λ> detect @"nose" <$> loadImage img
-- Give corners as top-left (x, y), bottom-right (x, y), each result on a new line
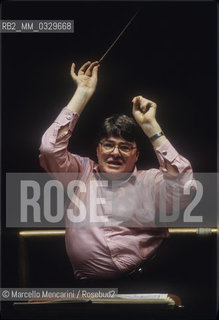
top-left (112, 146), bottom-right (120, 155)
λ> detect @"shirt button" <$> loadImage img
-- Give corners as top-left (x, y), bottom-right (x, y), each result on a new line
top-left (66, 115), bottom-right (72, 120)
top-left (106, 238), bottom-right (110, 242)
top-left (113, 256), bottom-right (117, 261)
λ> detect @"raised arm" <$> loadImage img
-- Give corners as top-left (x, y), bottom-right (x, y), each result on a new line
top-left (57, 61), bottom-right (99, 138)
top-left (132, 95), bottom-right (196, 215)
top-left (39, 61), bottom-right (99, 174)
top-left (132, 95), bottom-right (178, 175)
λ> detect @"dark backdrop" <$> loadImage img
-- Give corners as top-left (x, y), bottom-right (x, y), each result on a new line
top-left (2, 0), bottom-right (217, 173)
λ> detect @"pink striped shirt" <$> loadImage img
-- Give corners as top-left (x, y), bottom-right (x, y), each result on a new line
top-left (39, 107), bottom-right (195, 279)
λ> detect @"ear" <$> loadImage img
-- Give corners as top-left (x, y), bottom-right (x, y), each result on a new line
top-left (135, 150), bottom-right (140, 162)
top-left (96, 144), bottom-right (101, 157)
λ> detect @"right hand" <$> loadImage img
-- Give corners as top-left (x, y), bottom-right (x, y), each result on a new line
top-left (71, 61), bottom-right (100, 95)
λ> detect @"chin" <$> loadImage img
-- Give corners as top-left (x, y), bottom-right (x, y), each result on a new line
top-left (105, 164), bottom-right (125, 173)
top-left (100, 165), bottom-right (131, 180)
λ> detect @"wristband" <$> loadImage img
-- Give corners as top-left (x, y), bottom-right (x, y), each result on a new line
top-left (149, 131), bottom-right (164, 142)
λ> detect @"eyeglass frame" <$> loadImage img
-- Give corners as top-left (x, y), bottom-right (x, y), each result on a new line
top-left (99, 139), bottom-right (137, 154)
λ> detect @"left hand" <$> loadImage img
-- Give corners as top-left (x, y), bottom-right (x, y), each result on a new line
top-left (132, 96), bottom-right (157, 126)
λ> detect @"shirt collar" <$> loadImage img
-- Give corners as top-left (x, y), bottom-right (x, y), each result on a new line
top-left (93, 164), bottom-right (137, 186)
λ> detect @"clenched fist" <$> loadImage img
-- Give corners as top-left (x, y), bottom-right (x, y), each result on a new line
top-left (132, 95), bottom-right (165, 144)
top-left (132, 96), bottom-right (157, 126)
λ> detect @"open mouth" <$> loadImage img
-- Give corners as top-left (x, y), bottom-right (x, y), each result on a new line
top-left (107, 160), bottom-right (123, 166)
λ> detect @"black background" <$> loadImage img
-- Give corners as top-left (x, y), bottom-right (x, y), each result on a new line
top-left (2, 0), bottom-right (217, 173)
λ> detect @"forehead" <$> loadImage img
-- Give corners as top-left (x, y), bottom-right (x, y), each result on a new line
top-left (102, 136), bottom-right (136, 144)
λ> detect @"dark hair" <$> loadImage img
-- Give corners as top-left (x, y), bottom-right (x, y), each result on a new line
top-left (98, 114), bottom-right (140, 148)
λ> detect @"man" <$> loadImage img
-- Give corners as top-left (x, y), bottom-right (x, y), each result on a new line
top-left (39, 61), bottom-right (195, 280)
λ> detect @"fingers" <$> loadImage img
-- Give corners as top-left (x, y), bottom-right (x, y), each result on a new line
top-left (85, 61), bottom-right (99, 76)
top-left (132, 96), bottom-right (142, 112)
top-left (132, 96), bottom-right (143, 120)
top-left (132, 96), bottom-right (157, 113)
top-left (91, 64), bottom-right (100, 83)
top-left (77, 61), bottom-right (100, 77)
top-left (70, 62), bottom-right (77, 81)
top-left (78, 61), bottom-right (92, 75)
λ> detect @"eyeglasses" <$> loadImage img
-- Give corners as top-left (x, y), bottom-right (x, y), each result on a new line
top-left (100, 140), bottom-right (137, 154)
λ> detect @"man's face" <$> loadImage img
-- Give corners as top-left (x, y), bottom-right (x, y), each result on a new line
top-left (96, 136), bottom-right (139, 176)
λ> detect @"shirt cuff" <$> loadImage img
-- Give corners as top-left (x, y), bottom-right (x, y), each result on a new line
top-left (54, 107), bottom-right (80, 132)
top-left (154, 139), bottom-right (179, 170)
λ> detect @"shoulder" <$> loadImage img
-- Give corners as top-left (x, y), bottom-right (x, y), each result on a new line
top-left (69, 153), bottom-right (97, 172)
